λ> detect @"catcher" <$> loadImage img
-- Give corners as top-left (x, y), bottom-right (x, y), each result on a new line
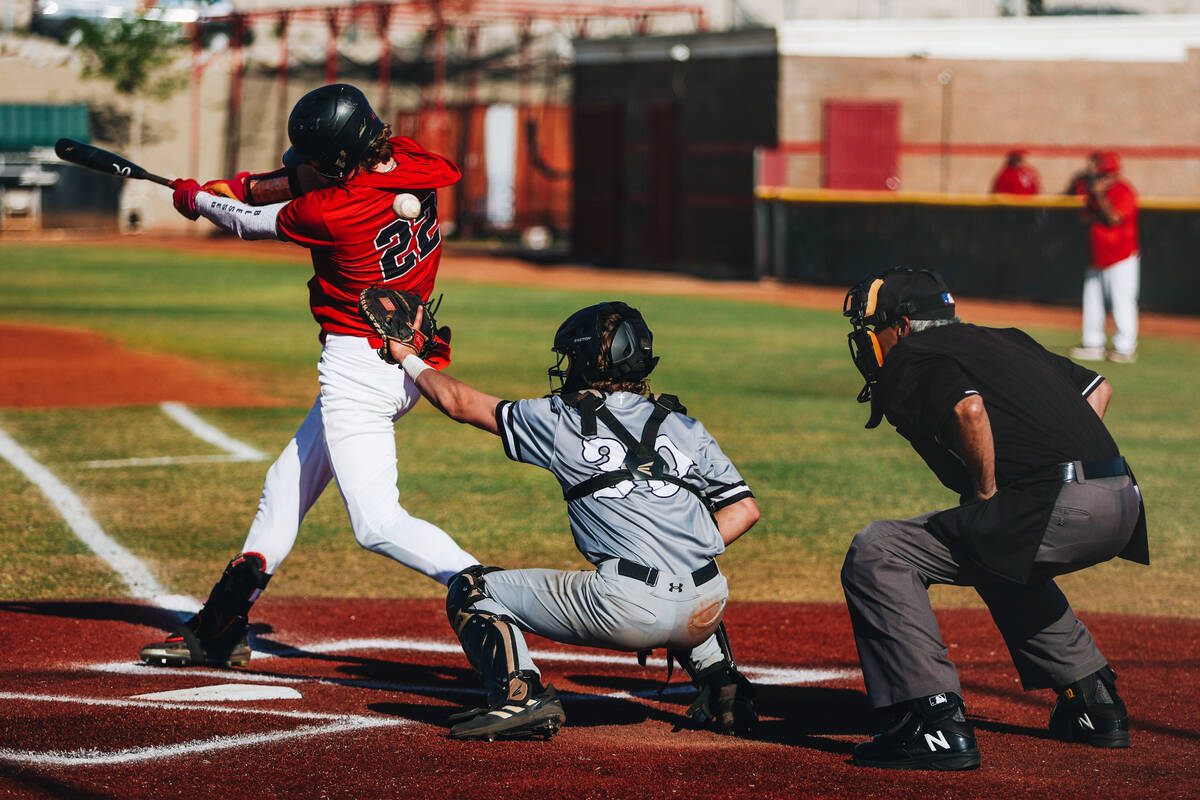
top-left (359, 291), bottom-right (761, 741)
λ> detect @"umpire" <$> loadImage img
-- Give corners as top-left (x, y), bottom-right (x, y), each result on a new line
top-left (840, 268), bottom-right (1148, 771)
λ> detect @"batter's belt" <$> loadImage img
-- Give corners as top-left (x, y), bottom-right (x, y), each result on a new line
top-left (615, 558), bottom-right (719, 588)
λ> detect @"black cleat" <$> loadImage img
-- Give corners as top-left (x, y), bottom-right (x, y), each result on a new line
top-left (140, 618), bottom-right (251, 668)
top-left (448, 684), bottom-right (566, 742)
top-left (853, 692), bottom-right (981, 771)
top-left (1049, 665), bottom-right (1131, 748)
top-left (686, 661), bottom-right (757, 737)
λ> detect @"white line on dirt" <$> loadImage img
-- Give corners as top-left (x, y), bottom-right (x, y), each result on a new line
top-left (0, 427), bottom-right (196, 613)
top-left (159, 402), bottom-right (267, 461)
top-left (0, 692), bottom-right (407, 767)
top-left (87, 636), bottom-right (857, 688)
top-left (0, 692), bottom-right (347, 719)
top-left (0, 723), bottom-right (390, 767)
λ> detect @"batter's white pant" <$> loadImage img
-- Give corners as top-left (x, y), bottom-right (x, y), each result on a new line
top-left (241, 334), bottom-right (477, 584)
top-left (1082, 252), bottom-right (1140, 356)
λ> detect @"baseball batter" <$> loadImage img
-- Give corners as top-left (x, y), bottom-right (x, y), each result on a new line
top-left (140, 84), bottom-right (477, 668)
top-left (367, 299), bottom-right (761, 740)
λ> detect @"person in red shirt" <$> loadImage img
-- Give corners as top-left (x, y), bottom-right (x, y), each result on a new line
top-left (1069, 151), bottom-right (1140, 363)
top-left (990, 149), bottom-right (1040, 195)
top-left (140, 84), bottom-right (478, 669)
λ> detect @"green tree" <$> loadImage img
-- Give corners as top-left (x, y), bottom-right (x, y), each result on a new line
top-left (74, 17), bottom-right (186, 99)
top-left (72, 17), bottom-right (187, 230)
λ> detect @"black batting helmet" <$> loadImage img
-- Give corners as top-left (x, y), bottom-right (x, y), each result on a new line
top-left (548, 302), bottom-right (659, 394)
top-left (283, 84), bottom-right (385, 181)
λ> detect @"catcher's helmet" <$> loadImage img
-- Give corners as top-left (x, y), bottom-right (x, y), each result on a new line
top-left (283, 84), bottom-right (385, 181)
top-left (549, 302), bottom-right (658, 394)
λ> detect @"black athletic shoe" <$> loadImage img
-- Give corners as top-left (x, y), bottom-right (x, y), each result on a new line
top-left (686, 661), bottom-right (757, 737)
top-left (140, 616), bottom-right (251, 668)
top-left (448, 684), bottom-right (566, 741)
top-left (853, 692), bottom-right (981, 771)
top-left (1049, 665), bottom-right (1131, 748)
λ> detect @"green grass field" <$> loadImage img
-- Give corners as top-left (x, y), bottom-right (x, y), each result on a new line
top-left (1, 242), bottom-right (1197, 615)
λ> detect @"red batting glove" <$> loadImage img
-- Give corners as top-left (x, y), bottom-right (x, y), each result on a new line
top-left (170, 178), bottom-right (202, 221)
top-left (426, 327), bottom-right (453, 370)
top-left (201, 171), bottom-right (250, 203)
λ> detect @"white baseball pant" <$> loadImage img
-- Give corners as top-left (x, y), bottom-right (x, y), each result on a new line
top-left (1081, 252), bottom-right (1140, 356)
top-left (241, 333), bottom-right (477, 584)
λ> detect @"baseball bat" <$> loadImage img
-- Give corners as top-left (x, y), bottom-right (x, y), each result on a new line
top-left (54, 138), bottom-right (174, 187)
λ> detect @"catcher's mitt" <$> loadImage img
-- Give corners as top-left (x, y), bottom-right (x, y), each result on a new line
top-left (358, 287), bottom-right (442, 364)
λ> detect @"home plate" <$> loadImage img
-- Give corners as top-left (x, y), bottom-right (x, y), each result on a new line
top-left (131, 684), bottom-right (303, 702)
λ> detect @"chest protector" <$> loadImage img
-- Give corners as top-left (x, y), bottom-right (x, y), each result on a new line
top-left (562, 393), bottom-right (712, 510)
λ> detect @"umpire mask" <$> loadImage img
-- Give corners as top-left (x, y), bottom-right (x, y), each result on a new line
top-left (548, 302), bottom-right (658, 395)
top-left (843, 268), bottom-right (955, 427)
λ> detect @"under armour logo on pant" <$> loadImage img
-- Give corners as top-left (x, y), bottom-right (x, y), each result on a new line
top-left (668, 582), bottom-right (683, 592)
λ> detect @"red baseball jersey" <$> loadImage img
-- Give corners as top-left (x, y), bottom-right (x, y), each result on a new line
top-left (1087, 180), bottom-right (1138, 268)
top-left (277, 137), bottom-right (461, 340)
top-left (990, 164), bottom-right (1040, 195)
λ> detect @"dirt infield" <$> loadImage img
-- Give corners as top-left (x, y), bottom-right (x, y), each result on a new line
top-left (0, 598), bottom-right (1197, 799)
top-left (0, 321), bottom-right (282, 409)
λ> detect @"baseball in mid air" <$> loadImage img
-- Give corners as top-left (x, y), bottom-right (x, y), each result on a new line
top-left (393, 193), bottom-right (422, 219)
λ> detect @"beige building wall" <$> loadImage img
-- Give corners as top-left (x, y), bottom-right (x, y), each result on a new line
top-left (779, 50), bottom-right (1200, 196)
top-left (777, 15), bottom-right (1200, 198)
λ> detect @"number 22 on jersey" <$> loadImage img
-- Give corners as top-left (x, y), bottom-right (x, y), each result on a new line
top-left (373, 193), bottom-right (441, 280)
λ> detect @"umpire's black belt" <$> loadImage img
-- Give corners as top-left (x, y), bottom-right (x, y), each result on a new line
top-left (616, 558), bottom-right (719, 588)
top-left (1059, 456), bottom-right (1127, 483)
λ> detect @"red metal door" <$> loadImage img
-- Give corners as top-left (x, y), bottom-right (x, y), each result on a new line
top-left (822, 100), bottom-right (900, 190)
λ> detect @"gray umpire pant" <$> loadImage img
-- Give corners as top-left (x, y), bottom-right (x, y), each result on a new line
top-left (473, 558), bottom-right (730, 677)
top-left (841, 474), bottom-right (1140, 709)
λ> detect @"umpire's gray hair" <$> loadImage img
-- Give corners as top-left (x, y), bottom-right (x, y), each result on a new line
top-left (909, 317), bottom-right (961, 333)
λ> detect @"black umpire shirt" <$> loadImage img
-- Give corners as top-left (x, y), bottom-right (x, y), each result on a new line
top-left (874, 323), bottom-right (1145, 583)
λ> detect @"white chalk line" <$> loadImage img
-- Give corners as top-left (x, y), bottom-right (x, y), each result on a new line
top-left (0, 692), bottom-right (406, 767)
top-left (0, 426), bottom-right (195, 612)
top-left (83, 402), bottom-right (268, 468)
top-left (84, 453), bottom-right (260, 469)
top-left (87, 635), bottom-right (857, 690)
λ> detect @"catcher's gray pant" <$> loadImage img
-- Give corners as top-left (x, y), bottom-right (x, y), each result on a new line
top-left (841, 474), bottom-right (1140, 709)
top-left (472, 558), bottom-right (731, 676)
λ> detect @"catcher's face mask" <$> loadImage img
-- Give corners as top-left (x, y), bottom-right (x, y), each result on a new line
top-left (548, 302), bottom-right (658, 395)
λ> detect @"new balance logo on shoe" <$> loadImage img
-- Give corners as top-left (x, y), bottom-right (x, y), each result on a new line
top-left (1078, 713), bottom-right (1095, 731)
top-left (925, 730), bottom-right (951, 751)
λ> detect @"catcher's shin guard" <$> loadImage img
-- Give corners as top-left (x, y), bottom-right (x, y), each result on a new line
top-left (669, 622), bottom-right (757, 737)
top-left (140, 552), bottom-right (271, 668)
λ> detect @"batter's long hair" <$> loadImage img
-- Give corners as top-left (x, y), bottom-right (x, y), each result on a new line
top-left (589, 312), bottom-right (651, 396)
top-left (360, 124), bottom-right (395, 172)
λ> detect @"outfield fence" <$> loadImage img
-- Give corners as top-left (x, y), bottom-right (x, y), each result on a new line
top-left (754, 187), bottom-right (1200, 315)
